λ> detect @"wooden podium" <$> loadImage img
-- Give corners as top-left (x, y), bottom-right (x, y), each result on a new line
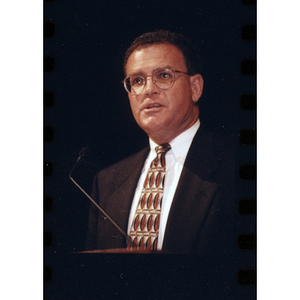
top-left (77, 248), bottom-right (171, 254)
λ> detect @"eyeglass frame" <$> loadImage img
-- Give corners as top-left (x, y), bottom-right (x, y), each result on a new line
top-left (122, 68), bottom-right (190, 95)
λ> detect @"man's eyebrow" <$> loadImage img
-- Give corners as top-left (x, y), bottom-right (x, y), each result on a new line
top-left (127, 70), bottom-right (144, 77)
top-left (127, 66), bottom-right (174, 77)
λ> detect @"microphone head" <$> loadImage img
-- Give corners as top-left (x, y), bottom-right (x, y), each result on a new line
top-left (79, 146), bottom-right (91, 158)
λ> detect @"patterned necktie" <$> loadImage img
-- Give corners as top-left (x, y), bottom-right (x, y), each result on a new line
top-left (128, 143), bottom-right (171, 250)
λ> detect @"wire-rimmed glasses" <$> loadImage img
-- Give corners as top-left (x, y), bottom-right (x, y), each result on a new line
top-left (122, 68), bottom-right (189, 95)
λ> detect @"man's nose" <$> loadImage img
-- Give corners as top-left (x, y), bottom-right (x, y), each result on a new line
top-left (144, 76), bottom-right (159, 95)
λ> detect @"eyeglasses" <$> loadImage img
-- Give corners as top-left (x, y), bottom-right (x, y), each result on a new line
top-left (122, 68), bottom-right (189, 95)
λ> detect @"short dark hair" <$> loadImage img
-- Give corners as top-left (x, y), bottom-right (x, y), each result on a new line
top-left (123, 30), bottom-right (202, 76)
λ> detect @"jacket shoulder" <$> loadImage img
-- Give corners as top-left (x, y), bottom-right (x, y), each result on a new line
top-left (186, 128), bottom-right (236, 183)
top-left (94, 147), bottom-right (149, 186)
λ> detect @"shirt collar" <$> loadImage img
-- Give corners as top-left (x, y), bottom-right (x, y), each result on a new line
top-left (149, 119), bottom-right (200, 161)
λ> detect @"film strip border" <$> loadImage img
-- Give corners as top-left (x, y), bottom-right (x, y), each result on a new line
top-left (237, 0), bottom-right (256, 289)
top-left (44, 0), bottom-right (55, 288)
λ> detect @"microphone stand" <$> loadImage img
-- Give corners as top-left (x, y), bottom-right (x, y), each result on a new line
top-left (69, 152), bottom-right (134, 248)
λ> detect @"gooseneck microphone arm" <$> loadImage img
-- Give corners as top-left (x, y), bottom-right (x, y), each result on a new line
top-left (69, 147), bottom-right (134, 247)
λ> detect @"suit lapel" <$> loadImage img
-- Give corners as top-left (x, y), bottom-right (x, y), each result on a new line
top-left (104, 147), bottom-right (149, 236)
top-left (163, 128), bottom-right (220, 253)
top-left (163, 167), bottom-right (218, 252)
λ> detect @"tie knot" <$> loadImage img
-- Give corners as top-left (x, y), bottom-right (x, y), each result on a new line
top-left (155, 143), bottom-right (171, 154)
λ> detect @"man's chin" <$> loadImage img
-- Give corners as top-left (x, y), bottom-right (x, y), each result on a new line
top-left (139, 118), bottom-right (164, 134)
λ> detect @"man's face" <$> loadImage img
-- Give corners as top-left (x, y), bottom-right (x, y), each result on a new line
top-left (125, 43), bottom-right (203, 144)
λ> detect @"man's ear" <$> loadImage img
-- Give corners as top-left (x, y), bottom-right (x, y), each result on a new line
top-left (190, 74), bottom-right (204, 103)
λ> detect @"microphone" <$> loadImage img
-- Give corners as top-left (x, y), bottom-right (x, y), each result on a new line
top-left (69, 147), bottom-right (133, 247)
top-left (70, 146), bottom-right (91, 171)
top-left (78, 146), bottom-right (91, 158)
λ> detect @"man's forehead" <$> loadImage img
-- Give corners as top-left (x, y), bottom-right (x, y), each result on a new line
top-left (129, 43), bottom-right (184, 61)
top-left (126, 43), bottom-right (186, 74)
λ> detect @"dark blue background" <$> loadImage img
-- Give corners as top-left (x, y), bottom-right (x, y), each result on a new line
top-left (44, 1), bottom-right (256, 299)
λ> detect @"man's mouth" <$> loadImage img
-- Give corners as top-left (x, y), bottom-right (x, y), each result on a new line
top-left (146, 104), bottom-right (161, 109)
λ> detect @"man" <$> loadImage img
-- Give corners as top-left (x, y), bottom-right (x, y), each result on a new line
top-left (85, 30), bottom-right (236, 254)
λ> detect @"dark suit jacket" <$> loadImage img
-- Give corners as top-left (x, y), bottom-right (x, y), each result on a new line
top-left (85, 127), bottom-right (237, 254)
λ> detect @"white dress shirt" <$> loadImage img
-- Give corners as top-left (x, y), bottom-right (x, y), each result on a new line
top-left (127, 119), bottom-right (200, 250)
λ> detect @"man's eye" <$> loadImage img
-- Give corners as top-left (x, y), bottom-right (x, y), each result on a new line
top-left (132, 77), bottom-right (144, 85)
top-left (160, 73), bottom-right (170, 79)
top-left (157, 71), bottom-right (173, 80)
